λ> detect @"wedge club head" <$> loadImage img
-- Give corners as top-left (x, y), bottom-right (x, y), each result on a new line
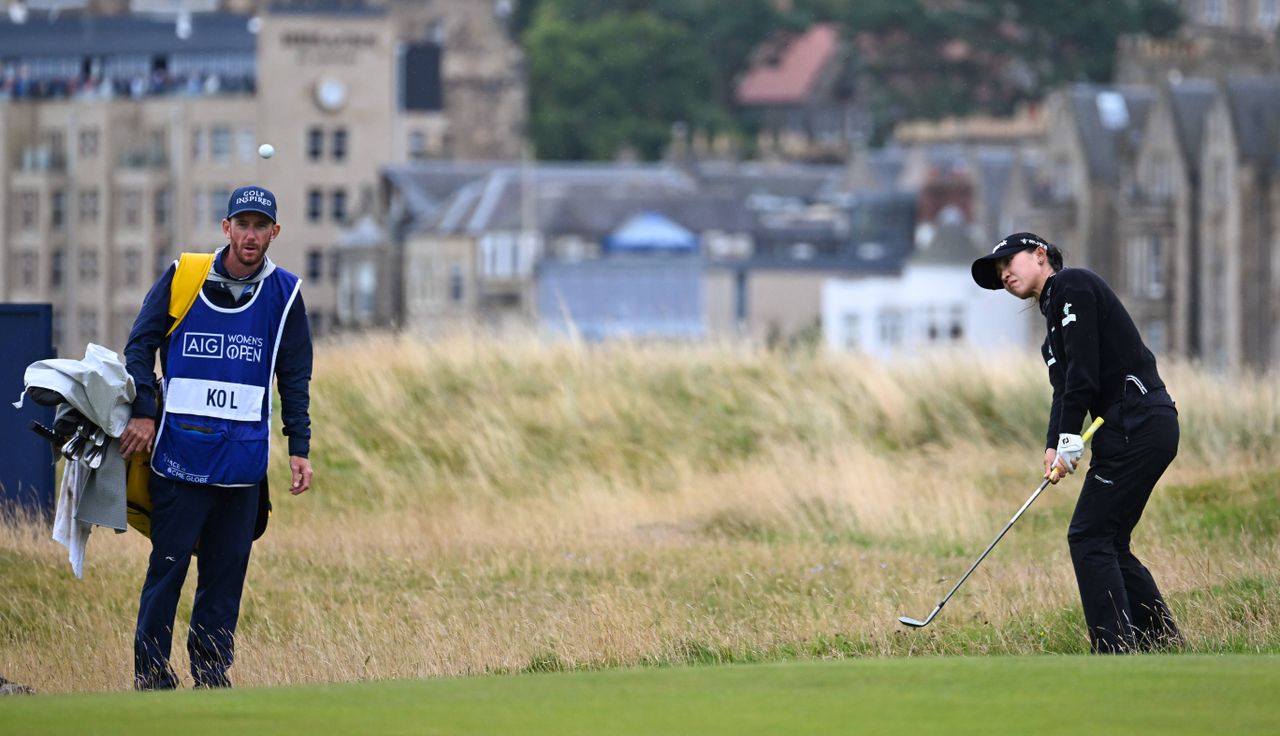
top-left (898, 605), bottom-right (941, 629)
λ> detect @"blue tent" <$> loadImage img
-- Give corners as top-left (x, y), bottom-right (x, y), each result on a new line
top-left (604, 211), bottom-right (698, 252)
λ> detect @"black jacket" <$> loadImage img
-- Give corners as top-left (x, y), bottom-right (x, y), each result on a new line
top-left (1038, 268), bottom-right (1165, 450)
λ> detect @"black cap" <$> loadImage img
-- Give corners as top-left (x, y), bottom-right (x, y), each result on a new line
top-left (970, 231), bottom-right (1049, 290)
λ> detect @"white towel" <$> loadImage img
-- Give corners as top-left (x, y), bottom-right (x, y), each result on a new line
top-left (51, 460), bottom-right (92, 579)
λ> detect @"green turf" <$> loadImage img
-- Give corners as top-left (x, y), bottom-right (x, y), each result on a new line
top-left (2, 655), bottom-right (1277, 735)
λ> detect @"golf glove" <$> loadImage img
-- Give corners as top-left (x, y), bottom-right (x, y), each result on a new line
top-left (1054, 433), bottom-right (1085, 473)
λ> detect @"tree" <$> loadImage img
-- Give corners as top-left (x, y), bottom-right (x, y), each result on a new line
top-left (520, 0), bottom-right (1184, 158)
top-left (525, 8), bottom-right (725, 160)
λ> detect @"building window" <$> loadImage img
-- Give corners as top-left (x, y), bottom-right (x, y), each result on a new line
top-left (51, 249), bottom-right (64, 290)
top-left (78, 128), bottom-right (99, 158)
top-left (210, 126), bottom-right (232, 163)
top-left (44, 129), bottom-right (65, 164)
top-left (51, 189), bottom-right (66, 230)
top-left (329, 247), bottom-right (341, 283)
top-left (307, 188), bottom-right (323, 222)
top-left (878, 308), bottom-right (904, 347)
top-left (122, 190), bottom-right (143, 228)
top-left (238, 127), bottom-right (255, 161)
top-left (154, 189), bottom-right (171, 227)
top-left (409, 131), bottom-right (426, 159)
top-left (1051, 156), bottom-right (1072, 201)
top-left (307, 126), bottom-right (324, 161)
top-left (16, 252), bottom-right (37, 289)
top-left (148, 128), bottom-right (167, 160)
top-left (1146, 154), bottom-right (1171, 201)
top-left (1204, 0), bottom-right (1225, 24)
top-left (15, 191), bottom-right (38, 229)
top-left (1145, 236), bottom-right (1165, 299)
top-left (193, 188), bottom-right (207, 227)
top-left (449, 264), bottom-right (464, 303)
top-left (1128, 235), bottom-right (1166, 300)
top-left (211, 189), bottom-right (230, 224)
top-left (79, 249), bottom-right (99, 282)
top-left (307, 248), bottom-right (324, 280)
top-left (1262, 0), bottom-right (1279, 28)
top-left (191, 127), bottom-right (204, 161)
top-left (155, 248), bottom-right (173, 279)
top-left (78, 308), bottom-right (98, 342)
top-left (842, 313), bottom-right (860, 350)
top-left (78, 188), bottom-right (100, 224)
top-left (1146, 319), bottom-right (1167, 355)
top-left (123, 250), bottom-right (142, 288)
top-left (332, 128), bottom-right (348, 161)
top-left (331, 188), bottom-right (347, 223)
top-left (51, 312), bottom-right (63, 348)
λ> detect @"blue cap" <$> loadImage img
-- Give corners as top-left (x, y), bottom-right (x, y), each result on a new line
top-left (226, 185), bottom-right (277, 222)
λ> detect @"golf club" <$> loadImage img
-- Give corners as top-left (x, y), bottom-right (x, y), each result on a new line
top-left (898, 416), bottom-right (1106, 629)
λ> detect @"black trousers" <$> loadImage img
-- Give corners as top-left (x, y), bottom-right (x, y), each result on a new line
top-left (1068, 395), bottom-right (1181, 653)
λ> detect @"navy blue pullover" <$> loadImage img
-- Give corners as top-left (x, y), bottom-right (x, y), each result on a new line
top-left (124, 247), bottom-right (312, 457)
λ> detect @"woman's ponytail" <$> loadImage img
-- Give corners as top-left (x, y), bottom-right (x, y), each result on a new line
top-left (1045, 244), bottom-right (1064, 272)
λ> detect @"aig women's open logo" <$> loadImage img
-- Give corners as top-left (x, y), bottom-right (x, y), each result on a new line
top-left (182, 332), bottom-right (265, 362)
top-left (183, 332), bottom-right (225, 359)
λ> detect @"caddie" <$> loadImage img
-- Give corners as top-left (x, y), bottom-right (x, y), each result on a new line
top-left (120, 185), bottom-right (313, 689)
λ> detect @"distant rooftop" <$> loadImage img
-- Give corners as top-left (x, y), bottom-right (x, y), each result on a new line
top-left (0, 13), bottom-right (255, 58)
top-left (1068, 83), bottom-right (1156, 181)
top-left (893, 106), bottom-right (1047, 145)
top-left (736, 23), bottom-right (839, 107)
top-left (1223, 75), bottom-right (1280, 166)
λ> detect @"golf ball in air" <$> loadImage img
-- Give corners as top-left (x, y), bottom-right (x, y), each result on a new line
top-left (258, 143), bottom-right (275, 159)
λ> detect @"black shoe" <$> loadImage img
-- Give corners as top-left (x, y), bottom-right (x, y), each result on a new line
top-left (134, 667), bottom-right (180, 691)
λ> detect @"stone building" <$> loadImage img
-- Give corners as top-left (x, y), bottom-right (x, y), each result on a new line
top-left (1118, 79), bottom-right (1216, 357)
top-left (1198, 76), bottom-right (1280, 371)
top-left (1, 2), bottom-right (524, 355)
top-left (1117, 0), bottom-right (1280, 85)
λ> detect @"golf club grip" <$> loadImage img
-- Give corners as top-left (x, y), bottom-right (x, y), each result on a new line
top-left (1049, 417), bottom-right (1105, 482)
top-left (1082, 416), bottom-right (1106, 442)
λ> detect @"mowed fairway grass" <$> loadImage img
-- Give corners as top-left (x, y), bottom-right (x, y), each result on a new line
top-left (2, 656), bottom-right (1277, 735)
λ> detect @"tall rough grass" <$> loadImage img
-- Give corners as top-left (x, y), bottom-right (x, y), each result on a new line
top-left (2, 335), bottom-right (1278, 693)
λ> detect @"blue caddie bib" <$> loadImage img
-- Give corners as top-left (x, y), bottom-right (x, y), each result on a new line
top-left (152, 260), bottom-right (301, 486)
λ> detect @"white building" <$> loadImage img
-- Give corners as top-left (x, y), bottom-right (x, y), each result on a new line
top-left (822, 223), bottom-right (1031, 359)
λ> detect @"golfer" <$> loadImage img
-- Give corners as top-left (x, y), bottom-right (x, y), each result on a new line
top-left (971, 232), bottom-right (1182, 653)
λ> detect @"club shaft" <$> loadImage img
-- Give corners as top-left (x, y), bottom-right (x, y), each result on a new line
top-left (928, 477), bottom-right (1053, 614)
top-left (902, 417), bottom-right (1104, 628)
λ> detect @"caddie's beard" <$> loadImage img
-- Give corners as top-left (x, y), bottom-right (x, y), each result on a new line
top-left (231, 238), bottom-right (270, 267)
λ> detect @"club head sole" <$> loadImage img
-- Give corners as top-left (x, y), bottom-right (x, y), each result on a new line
top-left (898, 616), bottom-right (928, 628)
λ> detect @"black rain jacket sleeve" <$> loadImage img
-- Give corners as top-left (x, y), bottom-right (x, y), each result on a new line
top-left (1042, 337), bottom-right (1064, 451)
top-left (1054, 278), bottom-right (1102, 437)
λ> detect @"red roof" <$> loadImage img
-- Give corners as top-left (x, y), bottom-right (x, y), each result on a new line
top-left (736, 23), bottom-right (839, 107)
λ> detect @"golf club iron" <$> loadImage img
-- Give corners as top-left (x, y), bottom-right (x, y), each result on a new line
top-left (898, 416), bottom-right (1105, 629)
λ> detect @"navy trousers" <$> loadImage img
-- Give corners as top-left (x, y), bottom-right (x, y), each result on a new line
top-left (134, 472), bottom-right (258, 689)
top-left (1068, 394), bottom-right (1182, 653)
